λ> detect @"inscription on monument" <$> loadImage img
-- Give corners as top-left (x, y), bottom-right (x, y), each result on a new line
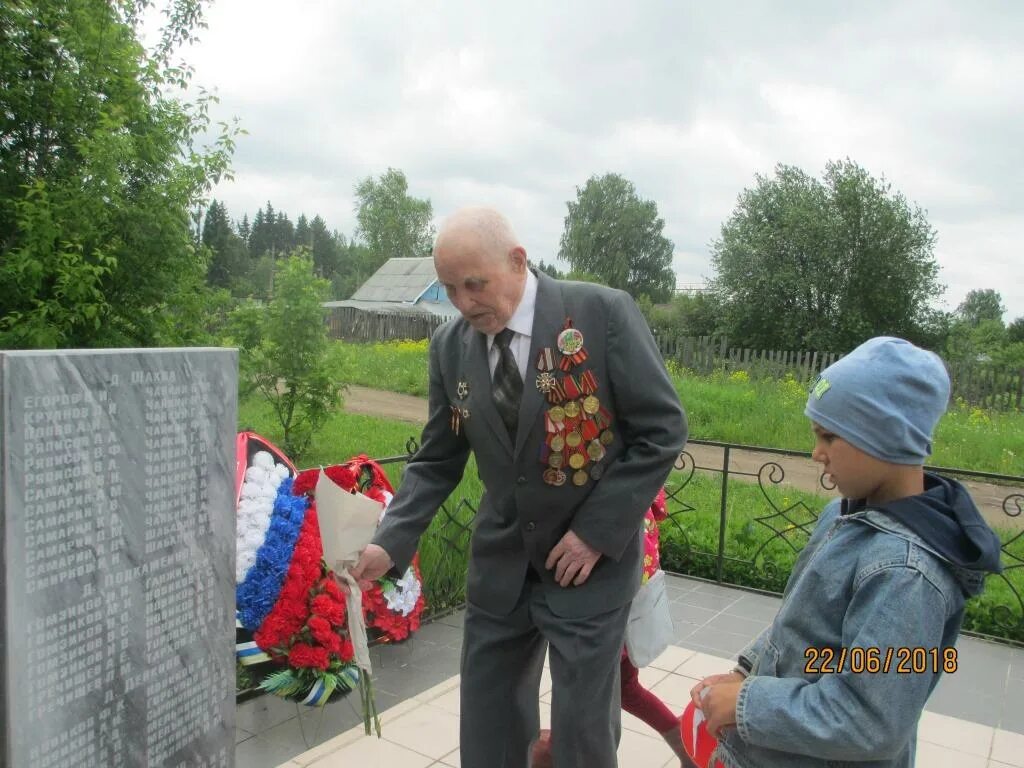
top-left (1, 349), bottom-right (237, 767)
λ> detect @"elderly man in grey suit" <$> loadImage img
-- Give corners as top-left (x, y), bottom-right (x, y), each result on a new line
top-left (353, 207), bottom-right (687, 767)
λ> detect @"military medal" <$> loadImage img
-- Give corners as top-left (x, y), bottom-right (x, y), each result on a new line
top-left (563, 400), bottom-right (580, 419)
top-left (549, 405), bottom-right (565, 424)
top-left (546, 379), bottom-right (566, 404)
top-left (599, 429), bottom-right (614, 446)
top-left (568, 452), bottom-right (586, 470)
top-left (536, 371), bottom-right (556, 394)
top-left (557, 327), bottom-right (584, 356)
top-left (550, 433), bottom-right (565, 452)
top-left (590, 464), bottom-right (604, 480)
top-left (579, 370), bottom-right (598, 394)
top-left (565, 429), bottom-right (582, 448)
top-left (536, 348), bottom-right (555, 371)
top-left (544, 468), bottom-right (567, 486)
top-left (583, 395), bottom-right (600, 415)
top-left (572, 470), bottom-right (589, 486)
top-left (457, 380), bottom-right (469, 399)
top-left (450, 405), bottom-right (462, 435)
top-left (587, 439), bottom-right (605, 462)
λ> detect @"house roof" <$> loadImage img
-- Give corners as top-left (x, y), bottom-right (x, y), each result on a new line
top-left (350, 257), bottom-right (439, 303)
top-left (322, 299), bottom-right (457, 318)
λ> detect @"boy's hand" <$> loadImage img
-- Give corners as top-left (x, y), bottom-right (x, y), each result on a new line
top-left (701, 681), bottom-right (742, 738)
top-left (690, 671), bottom-right (745, 708)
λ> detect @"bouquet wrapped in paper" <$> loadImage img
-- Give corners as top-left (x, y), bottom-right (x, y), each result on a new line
top-left (233, 433), bottom-right (425, 732)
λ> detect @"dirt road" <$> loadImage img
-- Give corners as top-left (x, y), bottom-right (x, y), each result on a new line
top-left (344, 386), bottom-right (1024, 531)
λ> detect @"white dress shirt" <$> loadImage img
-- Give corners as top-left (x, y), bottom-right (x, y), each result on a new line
top-left (487, 268), bottom-right (537, 382)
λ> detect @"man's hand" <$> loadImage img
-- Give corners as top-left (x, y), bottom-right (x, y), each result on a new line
top-left (350, 544), bottom-right (394, 583)
top-left (544, 530), bottom-right (601, 587)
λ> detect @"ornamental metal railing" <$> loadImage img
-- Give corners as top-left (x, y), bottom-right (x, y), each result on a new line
top-left (382, 438), bottom-right (1024, 646)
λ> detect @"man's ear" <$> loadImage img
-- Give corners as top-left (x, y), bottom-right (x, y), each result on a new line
top-left (509, 246), bottom-right (528, 273)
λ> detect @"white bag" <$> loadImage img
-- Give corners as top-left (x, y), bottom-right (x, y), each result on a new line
top-left (624, 569), bottom-right (674, 668)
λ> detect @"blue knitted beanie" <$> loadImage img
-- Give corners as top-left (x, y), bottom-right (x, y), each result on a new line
top-left (805, 337), bottom-right (950, 464)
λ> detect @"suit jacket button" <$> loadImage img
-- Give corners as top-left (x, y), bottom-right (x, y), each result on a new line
top-left (526, 521), bottom-right (536, 532)
top-left (517, 476), bottom-right (527, 485)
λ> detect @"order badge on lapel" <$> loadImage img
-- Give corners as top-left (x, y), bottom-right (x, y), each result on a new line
top-left (450, 379), bottom-right (471, 436)
top-left (557, 327), bottom-right (584, 356)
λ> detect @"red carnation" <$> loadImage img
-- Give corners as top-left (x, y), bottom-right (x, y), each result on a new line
top-left (308, 616), bottom-right (335, 647)
top-left (339, 635), bottom-right (355, 662)
top-left (289, 643), bottom-right (330, 670)
top-left (324, 464), bottom-right (358, 490)
top-left (311, 594), bottom-right (345, 625)
top-left (291, 469), bottom-right (320, 496)
top-left (321, 577), bottom-right (347, 602)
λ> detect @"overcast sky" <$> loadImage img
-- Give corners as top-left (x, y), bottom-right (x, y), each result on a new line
top-left (170, 0), bottom-right (1023, 318)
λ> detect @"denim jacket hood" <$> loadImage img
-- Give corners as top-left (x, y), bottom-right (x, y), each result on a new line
top-left (713, 473), bottom-right (1002, 768)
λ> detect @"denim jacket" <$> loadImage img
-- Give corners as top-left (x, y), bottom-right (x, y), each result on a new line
top-left (713, 474), bottom-right (1000, 768)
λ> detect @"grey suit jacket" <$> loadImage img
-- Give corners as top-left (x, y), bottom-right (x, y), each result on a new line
top-left (373, 271), bottom-right (687, 618)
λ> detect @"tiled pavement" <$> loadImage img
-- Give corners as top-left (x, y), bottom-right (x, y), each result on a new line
top-left (234, 575), bottom-right (1024, 767)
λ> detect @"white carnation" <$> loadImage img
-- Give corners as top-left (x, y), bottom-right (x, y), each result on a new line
top-left (252, 451), bottom-right (275, 470)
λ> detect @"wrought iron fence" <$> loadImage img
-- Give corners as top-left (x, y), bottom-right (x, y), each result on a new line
top-left (381, 438), bottom-right (1024, 645)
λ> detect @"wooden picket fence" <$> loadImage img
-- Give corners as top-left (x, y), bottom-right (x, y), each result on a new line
top-left (654, 334), bottom-right (842, 380)
top-left (655, 333), bottom-right (1023, 411)
top-left (325, 309), bottom-right (1022, 411)
top-left (326, 306), bottom-right (445, 343)
top-left (948, 362), bottom-right (1024, 411)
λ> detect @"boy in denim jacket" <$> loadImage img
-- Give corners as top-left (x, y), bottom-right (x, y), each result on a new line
top-left (687, 337), bottom-right (1002, 768)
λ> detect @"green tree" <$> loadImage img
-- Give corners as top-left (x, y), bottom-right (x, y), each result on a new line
top-left (1008, 317), bottom-right (1024, 344)
top-left (231, 252), bottom-right (341, 460)
top-left (535, 259), bottom-right (564, 279)
top-left (295, 214), bottom-right (311, 247)
top-left (331, 241), bottom-right (378, 299)
top-left (353, 168), bottom-right (434, 269)
top-left (956, 289), bottom-right (1006, 327)
top-left (248, 207), bottom-right (271, 258)
top-left (0, 0), bottom-right (239, 348)
top-left (558, 173), bottom-right (676, 302)
top-left (309, 215), bottom-right (342, 282)
top-left (640, 291), bottom-right (722, 342)
top-left (202, 200), bottom-right (249, 291)
top-left (564, 270), bottom-right (604, 285)
top-left (710, 160), bottom-right (942, 352)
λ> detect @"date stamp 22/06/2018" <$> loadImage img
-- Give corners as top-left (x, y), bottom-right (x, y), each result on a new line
top-left (803, 646), bottom-right (958, 675)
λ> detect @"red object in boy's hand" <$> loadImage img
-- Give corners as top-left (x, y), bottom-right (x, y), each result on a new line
top-left (680, 701), bottom-right (722, 768)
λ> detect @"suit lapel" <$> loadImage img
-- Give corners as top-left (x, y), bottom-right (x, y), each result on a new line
top-left (462, 323), bottom-right (514, 454)
top-left (515, 272), bottom-right (565, 459)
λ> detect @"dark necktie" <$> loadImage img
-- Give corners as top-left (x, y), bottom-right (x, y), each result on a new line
top-left (492, 328), bottom-right (522, 441)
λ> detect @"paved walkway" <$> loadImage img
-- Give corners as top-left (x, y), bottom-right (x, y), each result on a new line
top-left (235, 575), bottom-right (1024, 768)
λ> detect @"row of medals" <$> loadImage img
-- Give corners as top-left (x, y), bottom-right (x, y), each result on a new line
top-left (541, 391), bottom-right (613, 488)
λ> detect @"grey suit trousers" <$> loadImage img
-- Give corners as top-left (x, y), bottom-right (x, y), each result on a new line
top-left (459, 579), bottom-right (631, 768)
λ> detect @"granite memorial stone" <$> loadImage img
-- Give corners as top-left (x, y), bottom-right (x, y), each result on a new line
top-left (0, 348), bottom-right (237, 767)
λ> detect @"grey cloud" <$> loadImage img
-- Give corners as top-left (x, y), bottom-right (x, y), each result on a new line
top-left (197, 0), bottom-right (1024, 317)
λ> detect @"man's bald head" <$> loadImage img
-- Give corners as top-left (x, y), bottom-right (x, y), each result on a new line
top-left (433, 207), bottom-right (529, 335)
top-left (434, 207), bottom-right (523, 263)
